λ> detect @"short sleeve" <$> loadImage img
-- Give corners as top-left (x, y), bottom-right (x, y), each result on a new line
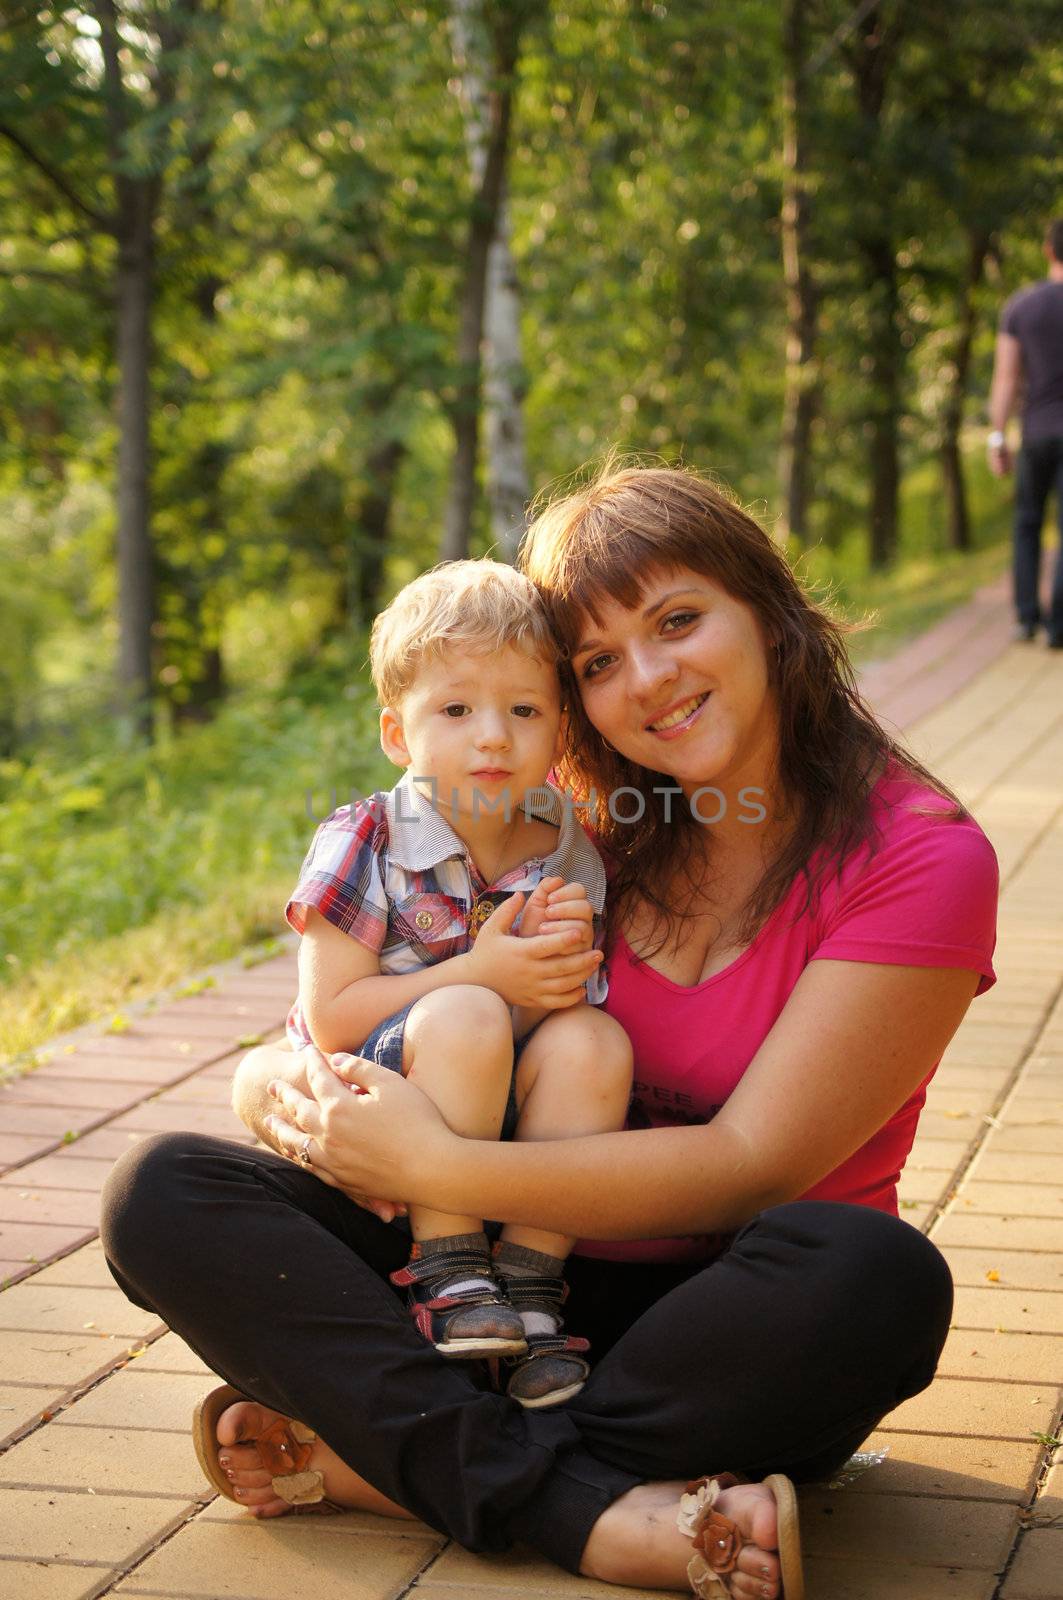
top-left (1000, 291), bottom-right (1021, 339)
top-left (285, 799), bottom-right (390, 954)
top-left (813, 813), bottom-right (999, 994)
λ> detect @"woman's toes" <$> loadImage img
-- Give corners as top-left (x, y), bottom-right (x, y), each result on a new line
top-left (216, 1399), bottom-right (279, 1449)
top-left (735, 1543), bottom-right (781, 1590)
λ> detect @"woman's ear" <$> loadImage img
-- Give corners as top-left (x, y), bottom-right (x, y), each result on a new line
top-left (379, 707), bottom-right (411, 767)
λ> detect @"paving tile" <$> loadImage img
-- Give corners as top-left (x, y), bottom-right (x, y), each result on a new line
top-left (0, 1420), bottom-right (210, 1497)
top-left (130, 1333), bottom-right (212, 1375)
top-left (915, 1112), bottom-right (987, 1142)
top-left (199, 1497), bottom-right (436, 1539)
top-left (0, 1259), bottom-right (33, 1287)
top-left (30, 1055), bottom-right (200, 1085)
top-left (985, 1125), bottom-right (1063, 1154)
top-left (60, 1369), bottom-right (219, 1432)
top-left (122, 1016), bottom-right (258, 1040)
top-left (56, 1129), bottom-right (153, 1162)
top-left (0, 1219), bottom-right (97, 1264)
top-left (68, 1038), bottom-right (222, 1064)
top-left (108, 1104), bottom-right (254, 1138)
top-left (1036, 1461), bottom-right (1063, 1519)
top-left (0, 1484), bottom-right (192, 1563)
top-left (0, 1132), bottom-right (60, 1168)
top-left (0, 1560), bottom-right (114, 1599)
top-left (972, 1152), bottom-right (1063, 1183)
top-left (940, 1247), bottom-right (1063, 1291)
top-left (0, 1329), bottom-right (129, 1387)
top-left (29, 1242), bottom-right (118, 1290)
top-left (0, 1284), bottom-right (162, 1338)
top-left (418, 1543), bottom-right (669, 1595)
top-left (952, 1182), bottom-right (1063, 1218)
top-left (844, 1429), bottom-right (1042, 1503)
top-left (925, 1086), bottom-right (1004, 1116)
top-left (796, 1487), bottom-right (1018, 1567)
top-left (0, 1078), bottom-right (144, 1111)
top-left (951, 1286), bottom-right (1063, 1334)
top-left (0, 1156), bottom-right (116, 1192)
top-left (801, 1559), bottom-right (997, 1598)
top-left (933, 1214), bottom-right (1063, 1250)
top-left (0, 1187), bottom-right (101, 1227)
top-left (999, 1530), bottom-right (1063, 1597)
top-left (0, 1105), bottom-right (107, 1138)
top-left (158, 1079), bottom-right (239, 1106)
top-left (406, 1588), bottom-right (672, 1600)
top-left (113, 1518), bottom-right (441, 1600)
top-left (882, 1377), bottom-right (1059, 1439)
top-left (904, 1138), bottom-right (972, 1167)
top-left (898, 1170), bottom-right (952, 1206)
top-left (937, 1328), bottom-right (1063, 1384)
top-left (0, 1382), bottom-right (66, 1443)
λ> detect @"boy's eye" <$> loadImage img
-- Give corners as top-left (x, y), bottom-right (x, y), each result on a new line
top-left (512, 704), bottom-right (539, 718)
top-left (442, 704), bottom-right (470, 718)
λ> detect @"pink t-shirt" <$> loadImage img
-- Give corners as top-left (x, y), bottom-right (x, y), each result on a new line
top-left (576, 769), bottom-right (998, 1264)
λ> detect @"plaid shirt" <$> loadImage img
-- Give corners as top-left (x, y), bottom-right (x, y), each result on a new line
top-left (285, 772), bottom-right (608, 1048)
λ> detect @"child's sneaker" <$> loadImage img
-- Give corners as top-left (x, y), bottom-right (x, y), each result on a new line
top-left (499, 1271), bottom-right (590, 1409)
top-left (390, 1239), bottom-right (527, 1360)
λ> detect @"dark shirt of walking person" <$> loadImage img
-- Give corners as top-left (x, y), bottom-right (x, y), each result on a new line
top-left (987, 219), bottom-right (1063, 648)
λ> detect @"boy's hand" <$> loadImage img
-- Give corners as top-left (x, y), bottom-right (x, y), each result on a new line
top-left (467, 891), bottom-right (602, 1008)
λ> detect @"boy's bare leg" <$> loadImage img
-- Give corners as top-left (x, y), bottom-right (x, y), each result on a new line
top-left (503, 1006), bottom-right (633, 1259)
top-left (400, 985), bottom-right (514, 1241)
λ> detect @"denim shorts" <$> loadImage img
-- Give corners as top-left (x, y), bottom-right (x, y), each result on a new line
top-left (360, 1000), bottom-right (522, 1235)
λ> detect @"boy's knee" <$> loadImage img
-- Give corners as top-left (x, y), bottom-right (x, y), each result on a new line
top-left (532, 1008), bottom-right (633, 1099)
top-left (406, 985), bottom-right (512, 1050)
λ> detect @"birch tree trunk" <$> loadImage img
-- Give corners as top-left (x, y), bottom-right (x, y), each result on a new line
top-left (440, 0), bottom-right (525, 562)
top-left (778, 0), bottom-right (818, 547)
top-left (848, 5), bottom-right (905, 570)
top-left (450, 0), bottom-right (530, 561)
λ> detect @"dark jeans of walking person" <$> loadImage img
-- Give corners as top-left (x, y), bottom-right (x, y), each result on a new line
top-left (101, 1131), bottom-right (954, 1575)
top-left (1014, 435), bottom-right (1063, 644)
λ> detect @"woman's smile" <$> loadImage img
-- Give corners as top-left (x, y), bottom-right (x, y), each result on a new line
top-left (645, 691), bottom-right (711, 737)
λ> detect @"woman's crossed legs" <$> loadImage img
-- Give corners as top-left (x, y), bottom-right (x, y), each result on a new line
top-left (101, 1134), bottom-right (952, 1592)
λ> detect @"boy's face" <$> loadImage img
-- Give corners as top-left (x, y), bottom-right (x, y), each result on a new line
top-left (380, 644), bottom-right (563, 824)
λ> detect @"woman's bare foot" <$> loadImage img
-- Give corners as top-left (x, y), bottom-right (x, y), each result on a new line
top-left (215, 1400), bottom-right (416, 1522)
top-left (581, 1479), bottom-right (783, 1598)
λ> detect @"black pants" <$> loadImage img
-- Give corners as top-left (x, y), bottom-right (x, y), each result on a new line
top-left (100, 1134), bottom-right (953, 1574)
top-left (1014, 435), bottom-right (1063, 640)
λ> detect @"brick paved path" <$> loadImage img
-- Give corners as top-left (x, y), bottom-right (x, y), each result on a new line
top-left (2, 577), bottom-right (1061, 1599)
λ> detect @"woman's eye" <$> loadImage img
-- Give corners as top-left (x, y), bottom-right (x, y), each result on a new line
top-left (582, 653), bottom-right (613, 679)
top-left (442, 704), bottom-right (469, 718)
top-left (662, 611), bottom-right (698, 632)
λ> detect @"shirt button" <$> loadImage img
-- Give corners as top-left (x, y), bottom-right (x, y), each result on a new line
top-left (415, 911), bottom-right (434, 930)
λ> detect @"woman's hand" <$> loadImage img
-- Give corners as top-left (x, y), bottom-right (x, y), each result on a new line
top-left (264, 1046), bottom-right (454, 1211)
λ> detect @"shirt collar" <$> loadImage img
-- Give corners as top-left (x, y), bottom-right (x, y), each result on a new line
top-left (384, 773), bottom-right (598, 904)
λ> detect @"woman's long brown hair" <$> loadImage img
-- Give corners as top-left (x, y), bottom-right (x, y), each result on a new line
top-left (520, 462), bottom-right (963, 953)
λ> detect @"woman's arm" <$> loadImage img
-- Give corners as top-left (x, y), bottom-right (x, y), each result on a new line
top-left (267, 959), bottom-right (980, 1238)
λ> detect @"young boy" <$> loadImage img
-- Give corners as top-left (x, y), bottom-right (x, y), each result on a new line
top-left (285, 560), bottom-right (633, 1409)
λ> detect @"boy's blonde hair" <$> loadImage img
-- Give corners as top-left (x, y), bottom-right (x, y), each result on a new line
top-left (370, 559), bottom-right (559, 706)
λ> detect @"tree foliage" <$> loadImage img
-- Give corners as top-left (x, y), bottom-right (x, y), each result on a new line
top-left (0, 0), bottom-right (1059, 745)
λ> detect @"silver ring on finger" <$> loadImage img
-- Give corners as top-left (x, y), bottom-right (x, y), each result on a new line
top-left (296, 1135), bottom-right (314, 1167)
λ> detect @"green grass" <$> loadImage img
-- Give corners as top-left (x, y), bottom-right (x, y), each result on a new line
top-left (2, 451), bottom-right (1016, 1070)
top-left (0, 675), bottom-right (390, 1067)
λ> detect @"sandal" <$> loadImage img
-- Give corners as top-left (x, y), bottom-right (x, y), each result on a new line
top-left (498, 1271), bottom-right (589, 1409)
top-left (390, 1244), bottom-right (527, 1359)
top-left (677, 1473), bottom-right (804, 1600)
top-left (192, 1383), bottom-right (336, 1510)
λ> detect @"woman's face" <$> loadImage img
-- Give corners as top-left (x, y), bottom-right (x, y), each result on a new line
top-left (570, 567), bottom-right (780, 801)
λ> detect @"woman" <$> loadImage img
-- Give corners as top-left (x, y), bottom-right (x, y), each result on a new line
top-left (101, 465), bottom-right (998, 1599)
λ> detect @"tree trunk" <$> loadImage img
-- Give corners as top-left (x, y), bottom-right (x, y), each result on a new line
top-left (440, 2), bottom-right (524, 562)
top-left (353, 435), bottom-right (406, 624)
top-left (940, 230), bottom-right (989, 553)
top-left (450, 0), bottom-right (530, 561)
top-left (848, 5), bottom-right (904, 570)
top-left (113, 190), bottom-right (156, 729)
top-left (778, 0), bottom-right (818, 547)
top-left (865, 239), bottom-right (901, 569)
